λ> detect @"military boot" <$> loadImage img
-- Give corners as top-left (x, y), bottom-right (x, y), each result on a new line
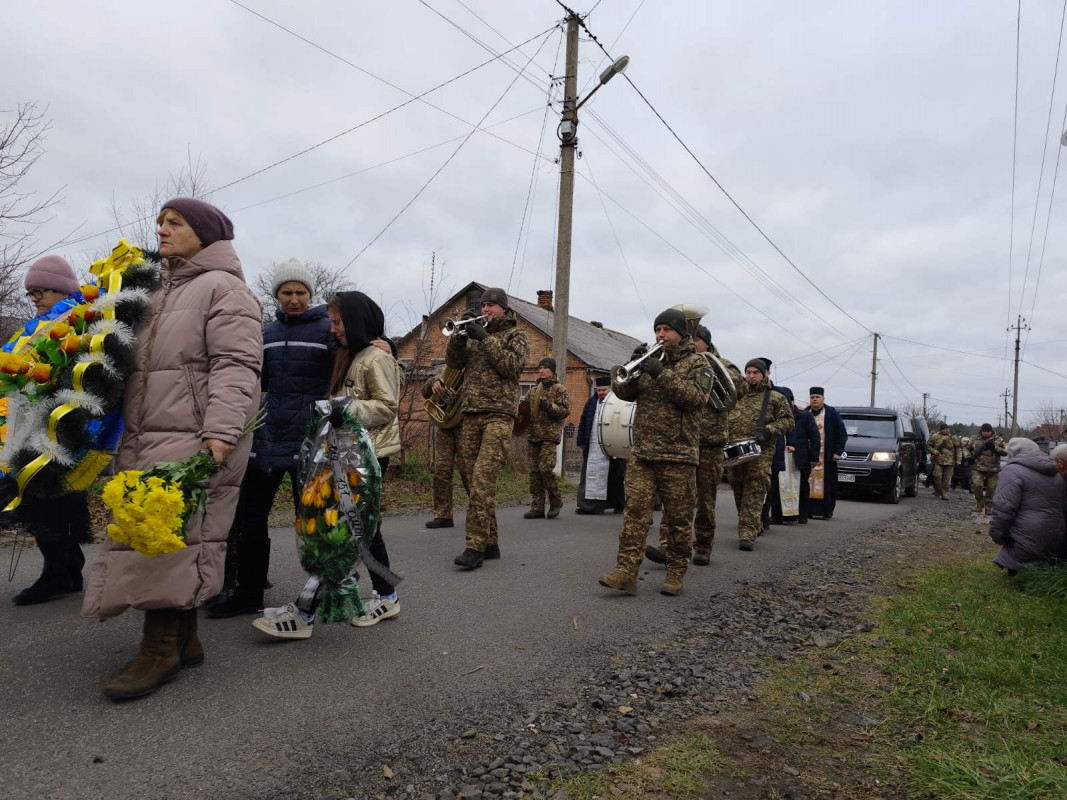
top-left (692, 548), bottom-right (712, 566)
top-left (177, 609), bottom-right (204, 668)
top-left (660, 569), bottom-right (685, 596)
top-left (524, 509), bottom-right (545, 519)
top-left (104, 609), bottom-right (182, 700)
top-left (547, 500), bottom-right (563, 519)
top-left (644, 545), bottom-right (666, 564)
top-left (598, 568), bottom-right (637, 595)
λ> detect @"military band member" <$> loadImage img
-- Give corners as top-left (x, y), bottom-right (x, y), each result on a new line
top-left (646, 325), bottom-right (743, 566)
top-left (421, 370), bottom-right (467, 528)
top-left (971, 423), bottom-right (1007, 515)
top-left (524, 357), bottom-right (570, 519)
top-left (447, 288), bottom-right (529, 569)
top-left (928, 422), bottom-right (960, 500)
top-left (598, 309), bottom-right (712, 597)
top-left (726, 359), bottom-right (795, 550)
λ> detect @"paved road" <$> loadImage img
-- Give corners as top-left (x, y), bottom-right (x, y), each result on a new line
top-left (0, 489), bottom-right (916, 799)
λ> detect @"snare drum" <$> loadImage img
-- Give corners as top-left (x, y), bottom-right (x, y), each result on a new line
top-left (722, 439), bottom-right (762, 467)
top-left (596, 392), bottom-right (636, 460)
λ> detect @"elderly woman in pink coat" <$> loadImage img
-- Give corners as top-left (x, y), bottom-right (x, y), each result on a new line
top-left (83, 198), bottom-right (262, 700)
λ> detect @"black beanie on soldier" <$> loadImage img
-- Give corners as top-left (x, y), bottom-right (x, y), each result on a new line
top-left (745, 358), bottom-right (768, 376)
top-left (480, 287), bottom-right (509, 309)
top-left (694, 325), bottom-right (712, 348)
top-left (653, 308), bottom-right (687, 338)
top-left (981, 422), bottom-right (994, 433)
top-left (538, 357), bottom-right (556, 375)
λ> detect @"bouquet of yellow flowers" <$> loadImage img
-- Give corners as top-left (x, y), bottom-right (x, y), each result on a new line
top-left (102, 412), bottom-right (264, 557)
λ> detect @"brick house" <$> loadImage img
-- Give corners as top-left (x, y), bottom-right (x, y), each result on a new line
top-left (395, 281), bottom-right (641, 475)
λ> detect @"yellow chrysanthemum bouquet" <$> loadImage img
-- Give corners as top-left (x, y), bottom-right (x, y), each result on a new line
top-left (102, 412), bottom-right (264, 557)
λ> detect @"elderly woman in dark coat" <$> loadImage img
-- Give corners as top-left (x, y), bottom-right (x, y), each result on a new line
top-left (988, 438), bottom-right (1067, 574)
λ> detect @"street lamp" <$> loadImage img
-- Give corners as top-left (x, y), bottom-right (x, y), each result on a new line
top-left (575, 55), bottom-right (630, 111)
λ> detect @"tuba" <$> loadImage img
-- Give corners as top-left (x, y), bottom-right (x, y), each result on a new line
top-left (424, 365), bottom-right (465, 429)
top-left (671, 303), bottom-right (738, 411)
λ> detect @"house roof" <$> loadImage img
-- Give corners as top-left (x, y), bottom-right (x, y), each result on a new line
top-left (399, 281), bottom-right (642, 372)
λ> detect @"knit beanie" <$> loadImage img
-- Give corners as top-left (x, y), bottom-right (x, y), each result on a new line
top-left (24, 255), bottom-right (78, 295)
top-left (694, 325), bottom-right (712, 348)
top-left (653, 308), bottom-right (687, 338)
top-left (480, 287), bottom-right (509, 309)
top-left (159, 198), bottom-right (234, 248)
top-left (271, 258), bottom-right (314, 297)
top-left (745, 358), bottom-right (768, 376)
top-left (538, 357), bottom-right (557, 375)
top-left (980, 422), bottom-right (994, 433)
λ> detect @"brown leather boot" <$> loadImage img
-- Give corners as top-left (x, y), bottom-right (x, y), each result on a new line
top-left (660, 569), bottom-right (685, 596)
top-left (178, 609), bottom-right (204, 668)
top-left (598, 568), bottom-right (637, 595)
top-left (104, 609), bottom-right (181, 700)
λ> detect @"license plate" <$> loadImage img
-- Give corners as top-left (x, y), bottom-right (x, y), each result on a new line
top-left (839, 474), bottom-right (856, 483)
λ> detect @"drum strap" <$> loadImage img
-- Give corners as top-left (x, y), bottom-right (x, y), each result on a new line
top-left (754, 389), bottom-right (772, 442)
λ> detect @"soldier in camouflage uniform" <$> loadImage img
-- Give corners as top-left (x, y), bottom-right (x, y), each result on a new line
top-left (524, 357), bottom-right (570, 519)
top-left (598, 309), bottom-right (712, 597)
top-left (646, 325), bottom-right (744, 566)
top-left (446, 288), bottom-right (529, 569)
top-left (726, 359), bottom-right (795, 550)
top-left (927, 422), bottom-right (960, 500)
top-left (420, 371), bottom-right (467, 528)
top-left (971, 422), bottom-right (1007, 514)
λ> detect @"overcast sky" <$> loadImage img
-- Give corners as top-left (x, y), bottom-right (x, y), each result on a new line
top-left (5, 0), bottom-right (1066, 425)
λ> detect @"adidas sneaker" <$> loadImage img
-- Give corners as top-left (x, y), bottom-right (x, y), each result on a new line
top-left (252, 603), bottom-right (313, 640)
top-left (351, 592), bottom-right (400, 628)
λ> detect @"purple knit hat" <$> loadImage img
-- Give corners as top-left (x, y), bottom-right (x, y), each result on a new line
top-left (159, 198), bottom-right (234, 247)
top-left (24, 255), bottom-right (79, 295)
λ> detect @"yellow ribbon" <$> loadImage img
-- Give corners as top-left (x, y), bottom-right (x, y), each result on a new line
top-left (89, 238), bottom-right (143, 287)
top-left (4, 453), bottom-right (51, 511)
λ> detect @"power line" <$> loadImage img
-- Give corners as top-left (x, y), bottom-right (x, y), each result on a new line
top-left (567, 8), bottom-right (872, 335)
top-left (777, 338), bottom-right (866, 383)
top-left (774, 337), bottom-right (866, 367)
top-left (879, 338), bottom-right (922, 396)
top-left (881, 335), bottom-right (1009, 362)
top-left (1018, 0), bottom-right (1067, 319)
top-left (344, 29), bottom-right (556, 268)
top-left (1021, 359), bottom-right (1067, 381)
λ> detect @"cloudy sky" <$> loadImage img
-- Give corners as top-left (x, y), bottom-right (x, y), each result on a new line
top-left (5, 0), bottom-right (1066, 425)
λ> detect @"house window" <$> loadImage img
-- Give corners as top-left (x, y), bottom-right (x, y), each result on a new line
top-left (466, 294), bottom-right (481, 313)
top-left (519, 381), bottom-right (536, 399)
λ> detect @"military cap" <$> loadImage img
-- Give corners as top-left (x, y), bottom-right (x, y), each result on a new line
top-left (980, 422), bottom-right (994, 433)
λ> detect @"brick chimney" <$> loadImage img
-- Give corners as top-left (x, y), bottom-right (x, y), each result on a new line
top-left (589, 321), bottom-right (604, 329)
top-left (536, 290), bottom-right (553, 311)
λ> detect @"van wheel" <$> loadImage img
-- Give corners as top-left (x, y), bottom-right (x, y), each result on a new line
top-left (885, 470), bottom-right (902, 504)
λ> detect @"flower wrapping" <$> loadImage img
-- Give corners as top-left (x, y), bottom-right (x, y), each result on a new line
top-left (295, 397), bottom-right (399, 623)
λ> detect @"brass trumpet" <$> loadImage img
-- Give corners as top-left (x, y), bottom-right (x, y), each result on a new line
top-left (440, 314), bottom-right (488, 337)
top-left (611, 342), bottom-right (665, 384)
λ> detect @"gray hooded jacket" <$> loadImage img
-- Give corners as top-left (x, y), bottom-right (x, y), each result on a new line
top-left (988, 450), bottom-right (1067, 571)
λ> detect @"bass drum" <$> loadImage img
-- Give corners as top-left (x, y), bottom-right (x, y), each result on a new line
top-left (596, 392), bottom-right (636, 460)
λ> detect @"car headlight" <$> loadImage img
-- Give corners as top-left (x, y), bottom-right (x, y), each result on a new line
top-left (871, 451), bottom-right (896, 462)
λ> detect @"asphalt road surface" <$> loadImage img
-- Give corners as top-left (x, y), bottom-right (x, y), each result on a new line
top-left (0, 489), bottom-right (914, 800)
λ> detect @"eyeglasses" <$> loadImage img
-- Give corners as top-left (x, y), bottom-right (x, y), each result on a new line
top-left (25, 289), bottom-right (47, 301)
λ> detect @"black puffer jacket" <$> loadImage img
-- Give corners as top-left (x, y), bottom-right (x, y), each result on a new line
top-left (249, 305), bottom-right (336, 472)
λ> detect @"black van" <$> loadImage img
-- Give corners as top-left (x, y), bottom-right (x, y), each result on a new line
top-left (835, 407), bottom-right (921, 503)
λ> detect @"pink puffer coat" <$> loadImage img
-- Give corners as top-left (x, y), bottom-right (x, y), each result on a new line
top-left (83, 241), bottom-right (262, 619)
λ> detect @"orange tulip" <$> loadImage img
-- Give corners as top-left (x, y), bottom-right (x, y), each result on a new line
top-left (0, 354), bottom-right (20, 375)
top-left (49, 321), bottom-right (72, 340)
top-left (0, 424), bottom-right (6, 443)
top-left (32, 363), bottom-right (52, 383)
top-left (80, 284), bottom-right (100, 302)
top-left (0, 397), bottom-right (8, 416)
top-left (301, 489), bottom-right (315, 508)
top-left (305, 517), bottom-right (317, 535)
top-left (319, 481), bottom-right (332, 499)
top-left (60, 335), bottom-right (81, 355)
top-left (83, 309), bottom-right (99, 324)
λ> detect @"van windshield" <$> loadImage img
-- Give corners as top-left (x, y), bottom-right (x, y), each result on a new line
top-left (842, 417), bottom-right (896, 438)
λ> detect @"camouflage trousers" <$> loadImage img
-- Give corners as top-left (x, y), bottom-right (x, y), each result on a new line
top-left (527, 440), bottom-right (561, 513)
top-left (656, 445), bottom-right (722, 554)
top-left (728, 452), bottom-right (772, 542)
top-left (972, 471), bottom-right (998, 512)
top-left (432, 425), bottom-right (466, 519)
top-left (458, 413), bottom-right (510, 551)
top-left (932, 464), bottom-right (954, 498)
top-left (616, 457), bottom-right (696, 575)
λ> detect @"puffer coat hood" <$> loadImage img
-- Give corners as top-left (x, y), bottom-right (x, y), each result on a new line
top-left (988, 451), bottom-right (1066, 572)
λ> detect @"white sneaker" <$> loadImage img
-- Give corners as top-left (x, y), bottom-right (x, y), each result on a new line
top-left (351, 592), bottom-right (400, 627)
top-left (252, 603), bottom-right (313, 639)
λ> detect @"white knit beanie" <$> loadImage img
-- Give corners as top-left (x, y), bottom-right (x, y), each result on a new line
top-left (270, 258), bottom-right (313, 297)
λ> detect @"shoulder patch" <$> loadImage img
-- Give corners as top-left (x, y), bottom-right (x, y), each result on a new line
top-left (694, 368), bottom-right (713, 392)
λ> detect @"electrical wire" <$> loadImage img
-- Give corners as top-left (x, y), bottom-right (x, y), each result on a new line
top-left (881, 335), bottom-right (1008, 362)
top-left (343, 29), bottom-right (556, 268)
top-left (879, 338), bottom-right (923, 396)
top-left (778, 339), bottom-right (865, 384)
top-left (582, 149), bottom-right (649, 322)
top-left (564, 6), bottom-right (872, 335)
top-left (1018, 0), bottom-right (1067, 320)
top-left (773, 337), bottom-right (867, 367)
top-left (821, 340), bottom-right (868, 385)
top-left (577, 0), bottom-right (645, 97)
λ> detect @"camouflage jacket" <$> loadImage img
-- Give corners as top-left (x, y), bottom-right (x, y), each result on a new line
top-left (726, 376), bottom-right (795, 446)
top-left (971, 435), bottom-right (1007, 473)
top-left (928, 432), bottom-right (960, 467)
top-left (526, 378), bottom-right (570, 443)
top-left (445, 314), bottom-right (529, 418)
top-left (614, 339), bottom-right (712, 465)
top-left (699, 350), bottom-right (745, 447)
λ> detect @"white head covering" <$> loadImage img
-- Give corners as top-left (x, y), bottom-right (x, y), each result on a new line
top-left (1006, 437), bottom-right (1040, 458)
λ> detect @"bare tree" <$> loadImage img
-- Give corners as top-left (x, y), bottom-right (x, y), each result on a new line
top-left (893, 399), bottom-right (943, 425)
top-left (251, 260), bottom-right (355, 323)
top-left (108, 150), bottom-right (212, 250)
top-left (0, 103), bottom-right (67, 337)
top-left (1027, 401), bottom-right (1066, 439)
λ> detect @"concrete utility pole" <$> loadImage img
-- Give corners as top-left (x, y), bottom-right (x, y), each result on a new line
top-left (922, 392), bottom-right (930, 418)
top-left (550, 12), bottom-right (580, 380)
top-left (1009, 316), bottom-right (1028, 436)
top-left (1001, 388), bottom-right (1013, 432)
top-left (869, 332), bottom-right (879, 406)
